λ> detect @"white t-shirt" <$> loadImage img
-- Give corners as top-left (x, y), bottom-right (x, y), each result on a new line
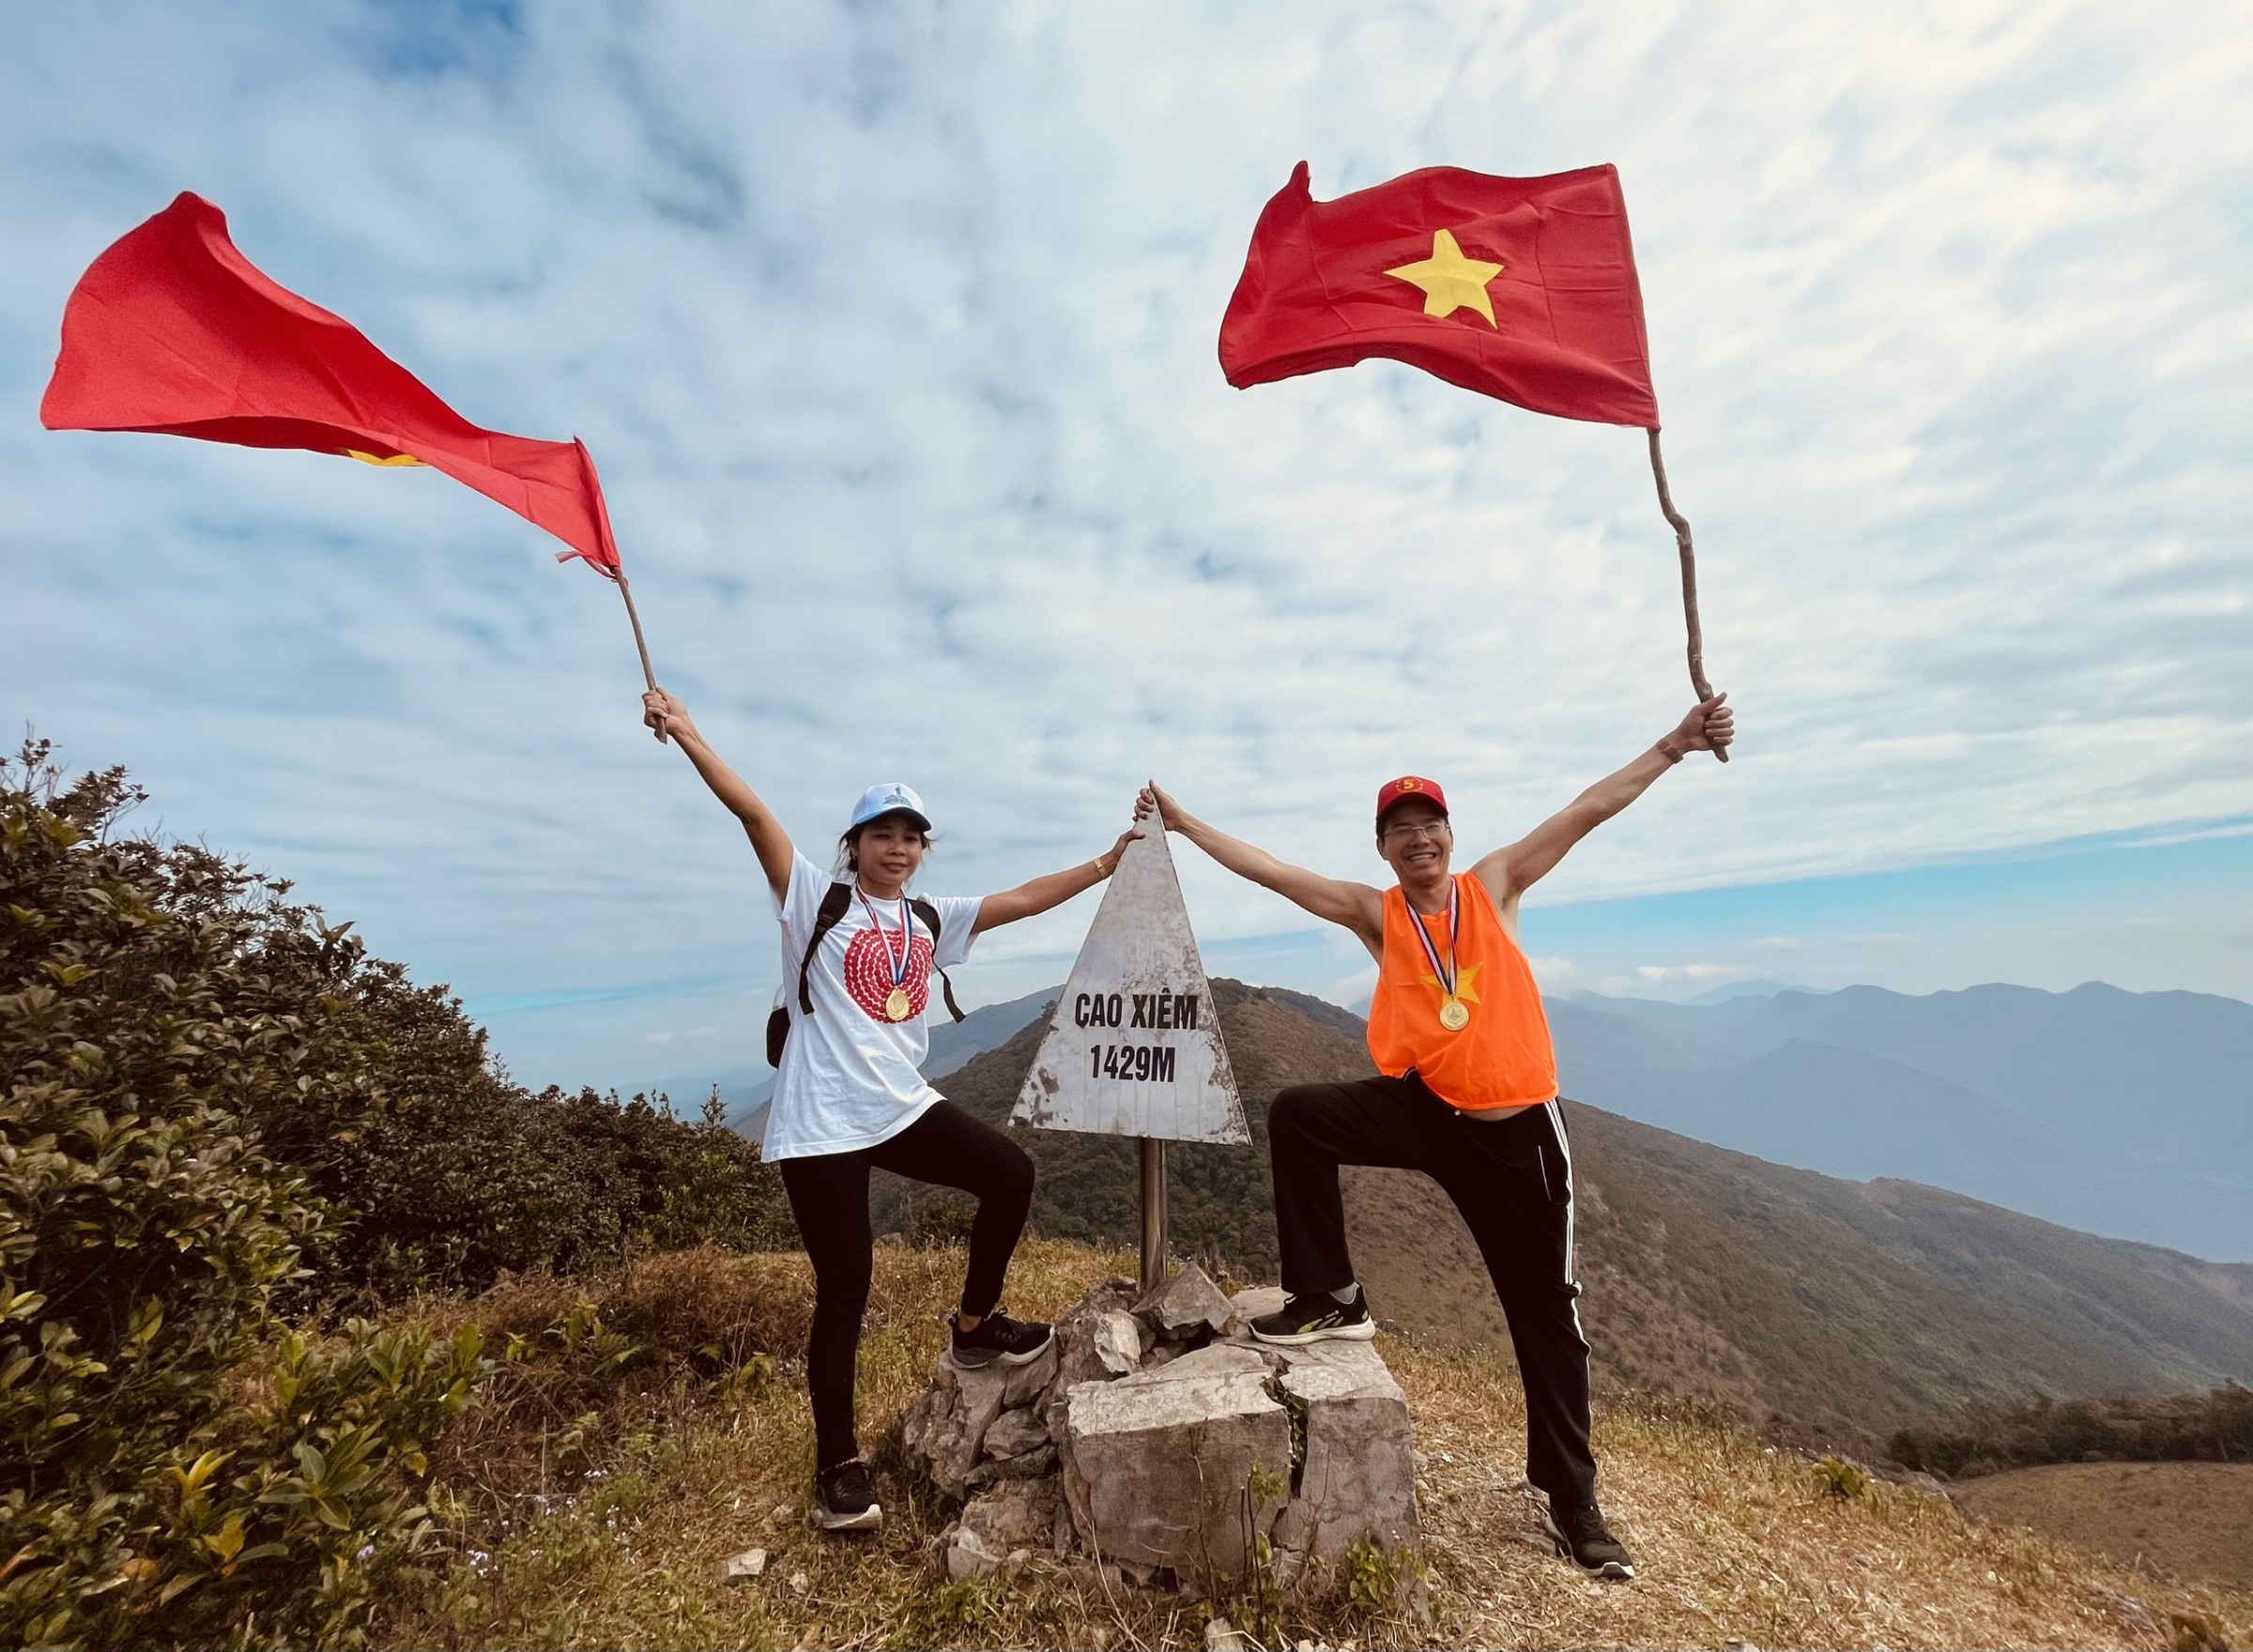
top-left (761, 850), bottom-right (985, 1160)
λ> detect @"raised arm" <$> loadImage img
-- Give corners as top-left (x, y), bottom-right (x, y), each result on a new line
top-left (1474, 695), bottom-right (1734, 908)
top-left (641, 687), bottom-right (795, 900)
top-left (973, 825), bottom-right (1142, 934)
top-left (1139, 783), bottom-right (1386, 956)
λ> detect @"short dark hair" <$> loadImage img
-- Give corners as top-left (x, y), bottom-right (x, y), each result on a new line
top-left (836, 810), bottom-right (933, 875)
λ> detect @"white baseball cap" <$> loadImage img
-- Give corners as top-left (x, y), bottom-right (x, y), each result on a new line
top-left (848, 782), bottom-right (932, 832)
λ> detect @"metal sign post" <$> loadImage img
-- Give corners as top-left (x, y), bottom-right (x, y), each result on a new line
top-left (1138, 1139), bottom-right (1168, 1296)
top-left (1014, 825), bottom-right (1247, 1297)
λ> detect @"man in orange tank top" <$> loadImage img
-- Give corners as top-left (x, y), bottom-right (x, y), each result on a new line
top-left (1136, 693), bottom-right (1733, 1582)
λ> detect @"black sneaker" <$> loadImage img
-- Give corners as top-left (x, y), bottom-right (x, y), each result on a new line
top-left (949, 1308), bottom-right (1054, 1370)
top-left (1249, 1284), bottom-right (1376, 1345)
top-left (1552, 1500), bottom-right (1633, 1580)
top-left (813, 1458), bottom-right (882, 1532)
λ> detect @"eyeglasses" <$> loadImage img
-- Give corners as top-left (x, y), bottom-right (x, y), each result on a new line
top-left (1380, 820), bottom-right (1450, 843)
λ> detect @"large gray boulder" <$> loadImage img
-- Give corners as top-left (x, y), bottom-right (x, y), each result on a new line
top-left (1059, 1343), bottom-right (1291, 1580)
top-left (1268, 1339), bottom-right (1420, 1563)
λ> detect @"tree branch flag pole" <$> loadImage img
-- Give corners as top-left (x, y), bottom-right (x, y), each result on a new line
top-left (1218, 161), bottom-right (1727, 759)
top-left (1647, 428), bottom-right (1716, 708)
top-left (38, 191), bottom-right (665, 739)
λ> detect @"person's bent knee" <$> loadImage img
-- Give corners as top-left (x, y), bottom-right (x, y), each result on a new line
top-left (994, 1136), bottom-right (1035, 1203)
top-left (1268, 1083), bottom-right (1332, 1145)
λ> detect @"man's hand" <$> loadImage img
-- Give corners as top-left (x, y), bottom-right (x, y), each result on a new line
top-left (643, 686), bottom-right (696, 746)
top-left (1665, 693), bottom-right (1734, 758)
top-left (1136, 782), bottom-right (1184, 831)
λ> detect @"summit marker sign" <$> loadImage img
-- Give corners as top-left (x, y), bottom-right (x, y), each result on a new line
top-left (1013, 826), bottom-right (1249, 1146)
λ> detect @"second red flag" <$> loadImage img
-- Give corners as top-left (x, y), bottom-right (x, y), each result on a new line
top-left (1218, 161), bottom-right (1660, 429)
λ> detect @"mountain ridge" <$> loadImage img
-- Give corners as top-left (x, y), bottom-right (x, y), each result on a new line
top-left (1549, 982), bottom-right (2253, 1258)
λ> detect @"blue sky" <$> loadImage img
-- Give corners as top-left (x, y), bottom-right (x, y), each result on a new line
top-left (4, 2), bottom-right (2248, 1094)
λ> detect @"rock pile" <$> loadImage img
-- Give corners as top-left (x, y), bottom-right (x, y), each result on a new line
top-left (897, 1266), bottom-right (1420, 1595)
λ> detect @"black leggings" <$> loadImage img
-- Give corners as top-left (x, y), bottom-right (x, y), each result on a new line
top-left (777, 1099), bottom-right (1035, 1470)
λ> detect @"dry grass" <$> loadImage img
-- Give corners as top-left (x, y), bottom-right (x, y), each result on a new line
top-left (370, 1240), bottom-right (2251, 1651)
top-left (1393, 1338), bottom-right (2249, 1650)
top-left (1950, 1461), bottom-right (2253, 1591)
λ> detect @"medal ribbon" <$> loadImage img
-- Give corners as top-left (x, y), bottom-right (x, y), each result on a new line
top-left (1405, 879), bottom-right (1460, 1002)
top-left (855, 887), bottom-right (914, 993)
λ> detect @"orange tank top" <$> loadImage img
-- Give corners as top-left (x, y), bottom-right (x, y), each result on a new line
top-left (1367, 874), bottom-right (1557, 1112)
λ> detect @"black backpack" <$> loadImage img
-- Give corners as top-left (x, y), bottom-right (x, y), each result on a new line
top-left (765, 880), bottom-right (965, 1067)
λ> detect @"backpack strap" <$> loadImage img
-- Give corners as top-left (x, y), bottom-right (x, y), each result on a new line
top-left (796, 880), bottom-right (856, 1014)
top-left (911, 896), bottom-right (966, 1023)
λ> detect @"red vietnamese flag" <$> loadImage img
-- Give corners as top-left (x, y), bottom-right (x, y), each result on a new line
top-left (1219, 161), bottom-right (1660, 429)
top-left (40, 191), bottom-right (621, 576)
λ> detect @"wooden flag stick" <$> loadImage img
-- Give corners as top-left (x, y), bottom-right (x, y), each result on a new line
top-left (1647, 428), bottom-right (1727, 763)
top-left (617, 574), bottom-right (667, 743)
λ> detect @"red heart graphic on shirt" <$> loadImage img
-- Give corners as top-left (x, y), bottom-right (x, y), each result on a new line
top-left (842, 925), bottom-right (933, 1023)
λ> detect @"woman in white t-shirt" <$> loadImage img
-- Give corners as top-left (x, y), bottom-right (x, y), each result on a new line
top-left (643, 686), bottom-right (1134, 1534)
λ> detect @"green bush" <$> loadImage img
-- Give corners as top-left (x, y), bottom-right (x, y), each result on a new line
top-left (150, 1319), bottom-right (488, 1646)
top-left (0, 743), bottom-right (491, 1645)
top-left (336, 1078), bottom-right (793, 1303)
top-left (1, 742), bottom-right (793, 1644)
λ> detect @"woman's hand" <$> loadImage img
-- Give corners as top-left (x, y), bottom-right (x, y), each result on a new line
top-left (1669, 693), bottom-right (1734, 757)
top-left (1098, 825), bottom-right (1143, 876)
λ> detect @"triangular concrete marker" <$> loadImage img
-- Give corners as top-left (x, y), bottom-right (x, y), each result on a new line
top-left (1013, 825), bottom-right (1249, 1144)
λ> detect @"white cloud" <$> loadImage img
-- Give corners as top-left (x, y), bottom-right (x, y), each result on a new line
top-left (3, 1), bottom-right (2248, 1086)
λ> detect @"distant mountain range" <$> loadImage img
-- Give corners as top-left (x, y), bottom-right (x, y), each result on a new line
top-left (921, 981), bottom-right (2253, 1448)
top-left (1548, 983), bottom-right (2253, 1261)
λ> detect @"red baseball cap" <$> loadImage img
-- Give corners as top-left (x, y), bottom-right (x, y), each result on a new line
top-left (1374, 775), bottom-right (1448, 822)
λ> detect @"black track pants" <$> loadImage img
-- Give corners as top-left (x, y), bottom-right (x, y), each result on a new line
top-left (777, 1099), bottom-right (1035, 1470)
top-left (1268, 1074), bottom-right (1597, 1507)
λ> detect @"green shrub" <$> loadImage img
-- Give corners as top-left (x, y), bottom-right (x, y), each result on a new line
top-left (150, 1319), bottom-right (489, 1646)
top-left (1, 742), bottom-right (793, 1644)
top-left (1811, 1454), bottom-right (1873, 1502)
top-left (335, 1078), bottom-right (792, 1302)
top-left (0, 743), bottom-right (497, 1646)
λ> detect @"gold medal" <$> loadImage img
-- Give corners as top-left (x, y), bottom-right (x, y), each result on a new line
top-left (885, 987), bottom-right (912, 1022)
top-left (1438, 996), bottom-right (1470, 1032)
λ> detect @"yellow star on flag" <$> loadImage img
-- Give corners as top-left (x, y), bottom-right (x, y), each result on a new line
top-left (1385, 229), bottom-right (1504, 327)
